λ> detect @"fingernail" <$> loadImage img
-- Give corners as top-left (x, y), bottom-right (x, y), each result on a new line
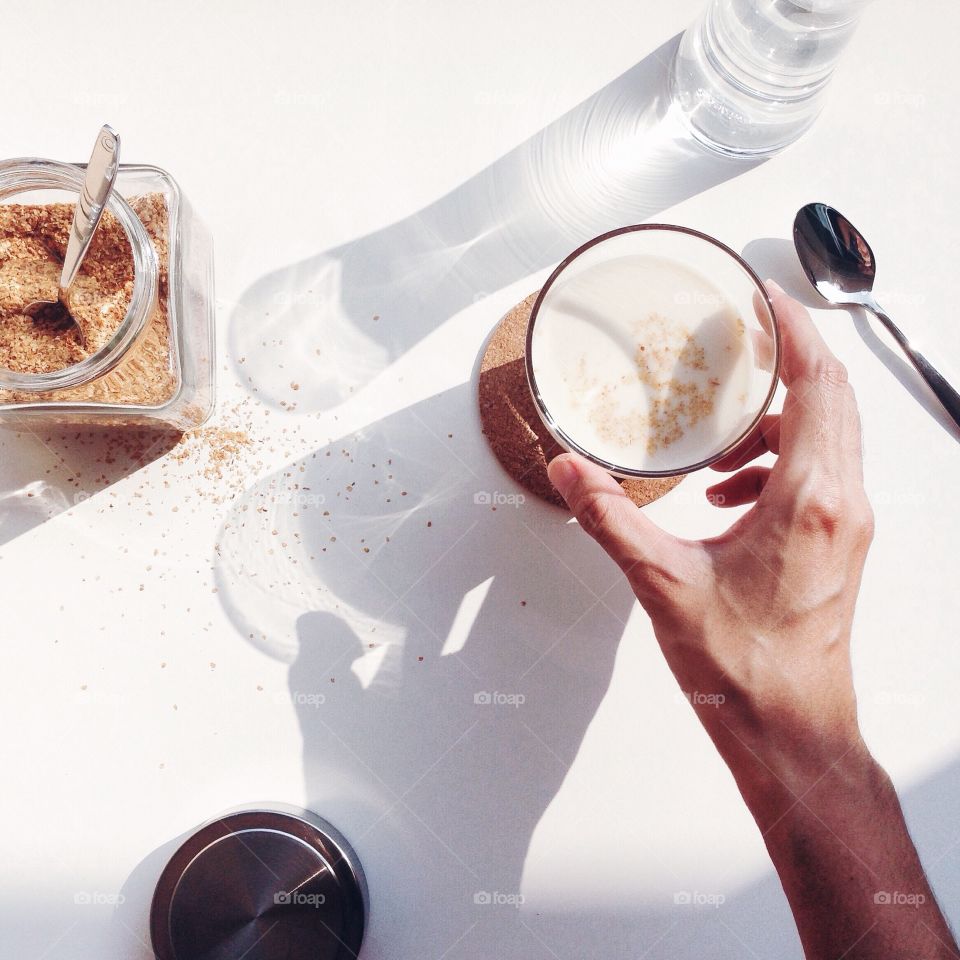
top-left (547, 456), bottom-right (578, 499)
top-left (765, 278), bottom-right (784, 296)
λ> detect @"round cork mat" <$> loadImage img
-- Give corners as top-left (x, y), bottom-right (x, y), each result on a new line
top-left (478, 291), bottom-right (683, 509)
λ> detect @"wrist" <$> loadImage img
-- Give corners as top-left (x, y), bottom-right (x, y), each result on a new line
top-left (726, 727), bottom-right (882, 832)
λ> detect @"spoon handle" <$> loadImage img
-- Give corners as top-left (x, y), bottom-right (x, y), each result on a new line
top-left (60, 125), bottom-right (121, 293)
top-left (870, 302), bottom-right (960, 431)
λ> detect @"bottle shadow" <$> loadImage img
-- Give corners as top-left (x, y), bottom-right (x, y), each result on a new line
top-left (0, 425), bottom-right (181, 549)
top-left (743, 237), bottom-right (960, 442)
top-left (228, 35), bottom-right (764, 414)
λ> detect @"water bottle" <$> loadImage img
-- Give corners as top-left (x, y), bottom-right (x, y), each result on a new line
top-left (671, 0), bottom-right (873, 158)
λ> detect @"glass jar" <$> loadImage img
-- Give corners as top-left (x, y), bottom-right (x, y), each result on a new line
top-left (0, 159), bottom-right (214, 429)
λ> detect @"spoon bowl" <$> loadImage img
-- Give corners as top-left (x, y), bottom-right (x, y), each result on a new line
top-left (794, 202), bottom-right (877, 304)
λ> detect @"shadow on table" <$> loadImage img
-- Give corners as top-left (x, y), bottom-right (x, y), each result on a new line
top-left (0, 425), bottom-right (181, 549)
top-left (204, 377), bottom-right (960, 958)
top-left (206, 381), bottom-right (635, 955)
top-left (228, 34), bottom-right (763, 414)
top-left (744, 237), bottom-right (960, 442)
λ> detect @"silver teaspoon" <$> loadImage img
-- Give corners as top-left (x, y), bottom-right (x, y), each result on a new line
top-left (24, 125), bottom-right (121, 346)
top-left (793, 202), bottom-right (960, 430)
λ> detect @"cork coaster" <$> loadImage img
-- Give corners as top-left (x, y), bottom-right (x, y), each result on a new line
top-left (478, 291), bottom-right (683, 509)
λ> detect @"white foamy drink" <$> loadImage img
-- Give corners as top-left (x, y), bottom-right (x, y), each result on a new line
top-left (530, 254), bottom-right (757, 473)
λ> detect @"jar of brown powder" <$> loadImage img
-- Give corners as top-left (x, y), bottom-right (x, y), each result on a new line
top-left (0, 159), bottom-right (214, 429)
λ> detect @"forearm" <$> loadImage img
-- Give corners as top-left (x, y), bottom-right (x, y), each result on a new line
top-left (731, 740), bottom-right (957, 960)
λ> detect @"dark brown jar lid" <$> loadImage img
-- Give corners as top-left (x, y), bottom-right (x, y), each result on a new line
top-left (150, 805), bottom-right (367, 960)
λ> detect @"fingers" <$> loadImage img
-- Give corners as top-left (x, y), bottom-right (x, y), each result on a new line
top-left (710, 414), bottom-right (780, 472)
top-left (547, 453), bottom-right (684, 593)
top-left (706, 466), bottom-right (772, 508)
top-left (767, 280), bottom-right (842, 389)
top-left (765, 280), bottom-right (863, 477)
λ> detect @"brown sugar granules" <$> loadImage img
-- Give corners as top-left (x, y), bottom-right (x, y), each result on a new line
top-left (583, 311), bottom-right (741, 456)
top-left (0, 193), bottom-right (177, 406)
top-left (170, 426), bottom-right (253, 482)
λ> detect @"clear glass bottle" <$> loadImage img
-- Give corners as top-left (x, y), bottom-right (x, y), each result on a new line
top-left (671, 0), bottom-right (873, 158)
top-left (0, 159), bottom-right (214, 429)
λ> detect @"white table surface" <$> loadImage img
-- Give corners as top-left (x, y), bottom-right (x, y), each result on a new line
top-left (2, 1), bottom-right (959, 957)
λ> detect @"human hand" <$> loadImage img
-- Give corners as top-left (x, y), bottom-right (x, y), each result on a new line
top-left (547, 281), bottom-right (874, 794)
top-left (547, 281), bottom-right (959, 960)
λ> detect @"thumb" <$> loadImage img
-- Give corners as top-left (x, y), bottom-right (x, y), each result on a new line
top-left (547, 453), bottom-right (685, 594)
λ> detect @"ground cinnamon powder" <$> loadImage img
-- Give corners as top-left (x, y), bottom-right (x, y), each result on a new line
top-left (0, 193), bottom-right (177, 406)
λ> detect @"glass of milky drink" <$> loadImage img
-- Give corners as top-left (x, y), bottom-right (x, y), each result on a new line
top-left (526, 224), bottom-right (780, 477)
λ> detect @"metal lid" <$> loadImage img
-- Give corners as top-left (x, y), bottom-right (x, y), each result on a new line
top-left (150, 806), bottom-right (367, 960)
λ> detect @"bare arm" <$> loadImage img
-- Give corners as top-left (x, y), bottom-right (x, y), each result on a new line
top-left (548, 282), bottom-right (958, 959)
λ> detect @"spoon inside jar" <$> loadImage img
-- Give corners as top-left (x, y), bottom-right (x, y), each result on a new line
top-left (24, 125), bottom-right (121, 348)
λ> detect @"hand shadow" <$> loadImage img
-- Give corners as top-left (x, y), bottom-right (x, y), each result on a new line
top-left (743, 237), bottom-right (960, 442)
top-left (214, 381), bottom-right (644, 957)
top-left (228, 35), bottom-right (763, 414)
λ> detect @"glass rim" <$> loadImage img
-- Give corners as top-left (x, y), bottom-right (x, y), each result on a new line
top-left (0, 157), bottom-right (159, 392)
top-left (524, 223), bottom-right (782, 479)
